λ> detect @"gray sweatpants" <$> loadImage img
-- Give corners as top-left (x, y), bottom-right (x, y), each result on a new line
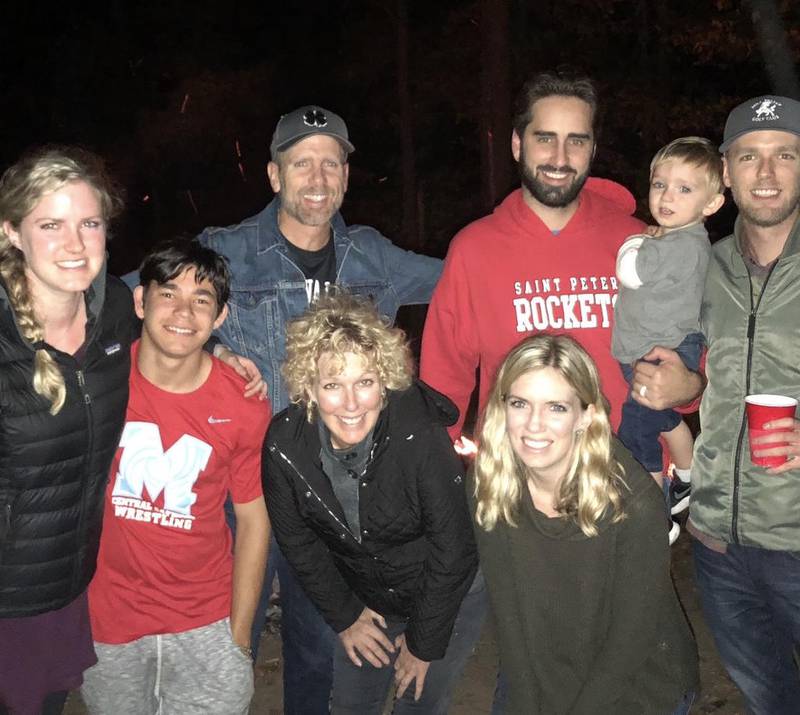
top-left (81, 617), bottom-right (254, 714)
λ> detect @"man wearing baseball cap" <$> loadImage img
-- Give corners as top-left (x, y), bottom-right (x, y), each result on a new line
top-left (198, 105), bottom-right (443, 713)
top-left (636, 95), bottom-right (800, 714)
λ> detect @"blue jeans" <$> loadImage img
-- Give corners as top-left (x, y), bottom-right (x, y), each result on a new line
top-left (226, 501), bottom-right (335, 714)
top-left (331, 571), bottom-right (487, 714)
top-left (618, 332), bottom-right (704, 472)
top-left (692, 539), bottom-right (800, 715)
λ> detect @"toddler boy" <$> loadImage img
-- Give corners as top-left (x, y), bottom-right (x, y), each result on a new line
top-left (612, 137), bottom-right (724, 542)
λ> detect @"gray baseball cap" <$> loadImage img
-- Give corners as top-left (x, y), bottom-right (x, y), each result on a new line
top-left (720, 95), bottom-right (800, 152)
top-left (269, 105), bottom-right (355, 160)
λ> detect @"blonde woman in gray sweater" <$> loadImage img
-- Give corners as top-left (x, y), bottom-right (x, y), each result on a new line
top-left (470, 334), bottom-right (698, 714)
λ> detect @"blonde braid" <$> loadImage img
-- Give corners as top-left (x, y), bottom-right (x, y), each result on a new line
top-left (0, 240), bottom-right (66, 414)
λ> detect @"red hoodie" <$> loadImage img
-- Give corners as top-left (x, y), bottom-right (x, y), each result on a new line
top-left (420, 179), bottom-right (644, 439)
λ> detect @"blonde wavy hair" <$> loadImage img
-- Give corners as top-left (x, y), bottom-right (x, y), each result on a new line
top-left (474, 334), bottom-right (627, 536)
top-left (0, 146), bottom-right (122, 414)
top-left (283, 292), bottom-right (413, 421)
top-left (650, 136), bottom-right (723, 195)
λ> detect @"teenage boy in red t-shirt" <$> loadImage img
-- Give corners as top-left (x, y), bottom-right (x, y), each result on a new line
top-left (83, 239), bottom-right (270, 714)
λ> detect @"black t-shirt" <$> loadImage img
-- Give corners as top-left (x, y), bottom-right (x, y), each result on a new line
top-left (285, 235), bottom-right (337, 303)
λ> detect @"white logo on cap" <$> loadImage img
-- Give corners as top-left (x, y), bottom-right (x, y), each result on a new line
top-left (303, 109), bottom-right (328, 128)
top-left (751, 99), bottom-right (781, 122)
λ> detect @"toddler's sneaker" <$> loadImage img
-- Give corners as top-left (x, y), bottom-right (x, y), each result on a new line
top-left (669, 519), bottom-right (681, 546)
top-left (669, 475), bottom-right (691, 515)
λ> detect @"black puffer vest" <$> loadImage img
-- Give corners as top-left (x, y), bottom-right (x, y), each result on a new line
top-left (0, 272), bottom-right (134, 617)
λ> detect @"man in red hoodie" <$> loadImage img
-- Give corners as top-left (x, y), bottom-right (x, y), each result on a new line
top-left (421, 70), bottom-right (644, 439)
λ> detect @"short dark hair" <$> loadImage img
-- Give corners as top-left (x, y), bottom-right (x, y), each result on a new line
top-left (139, 238), bottom-right (231, 315)
top-left (512, 69), bottom-right (599, 138)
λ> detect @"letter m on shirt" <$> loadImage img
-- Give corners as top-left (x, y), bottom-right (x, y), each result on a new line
top-left (112, 422), bottom-right (212, 516)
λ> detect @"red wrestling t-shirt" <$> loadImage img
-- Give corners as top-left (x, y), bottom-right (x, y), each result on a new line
top-left (89, 341), bottom-right (270, 643)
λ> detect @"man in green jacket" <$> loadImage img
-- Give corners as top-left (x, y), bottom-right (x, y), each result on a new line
top-left (631, 95), bottom-right (800, 715)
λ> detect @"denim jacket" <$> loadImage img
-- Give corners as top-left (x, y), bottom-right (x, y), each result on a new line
top-left (197, 197), bottom-right (442, 412)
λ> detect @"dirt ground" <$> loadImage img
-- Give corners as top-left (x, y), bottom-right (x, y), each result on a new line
top-left (64, 511), bottom-right (745, 714)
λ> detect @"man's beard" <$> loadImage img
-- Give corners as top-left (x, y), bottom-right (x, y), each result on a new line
top-left (518, 157), bottom-right (589, 209)
top-left (732, 182), bottom-right (800, 229)
top-left (279, 187), bottom-right (343, 227)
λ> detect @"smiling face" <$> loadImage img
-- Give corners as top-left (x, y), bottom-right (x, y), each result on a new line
top-left (504, 366), bottom-right (594, 484)
top-left (723, 130), bottom-right (800, 230)
top-left (649, 159), bottom-right (724, 229)
top-left (4, 180), bottom-right (106, 305)
top-left (134, 267), bottom-right (228, 360)
top-left (267, 134), bottom-right (349, 232)
top-left (512, 95), bottom-right (594, 210)
top-left (314, 350), bottom-right (383, 450)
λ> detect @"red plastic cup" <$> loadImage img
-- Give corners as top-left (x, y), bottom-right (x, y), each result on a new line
top-left (745, 394), bottom-right (798, 467)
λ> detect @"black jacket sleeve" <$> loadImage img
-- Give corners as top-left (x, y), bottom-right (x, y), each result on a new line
top-left (404, 427), bottom-right (478, 661)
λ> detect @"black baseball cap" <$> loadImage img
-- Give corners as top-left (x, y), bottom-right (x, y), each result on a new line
top-left (720, 95), bottom-right (800, 152)
top-left (270, 105), bottom-right (355, 160)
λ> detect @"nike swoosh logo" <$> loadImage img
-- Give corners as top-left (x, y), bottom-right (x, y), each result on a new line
top-left (208, 416), bottom-right (232, 424)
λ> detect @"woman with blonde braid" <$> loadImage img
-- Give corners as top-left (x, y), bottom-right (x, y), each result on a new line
top-left (471, 334), bottom-right (698, 714)
top-left (0, 147), bottom-right (134, 715)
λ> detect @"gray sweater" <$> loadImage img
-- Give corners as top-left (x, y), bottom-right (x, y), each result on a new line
top-left (469, 441), bottom-right (699, 714)
top-left (612, 223), bottom-right (710, 363)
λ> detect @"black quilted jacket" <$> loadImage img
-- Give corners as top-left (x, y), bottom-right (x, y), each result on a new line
top-left (0, 271), bottom-right (134, 617)
top-left (263, 380), bottom-right (478, 661)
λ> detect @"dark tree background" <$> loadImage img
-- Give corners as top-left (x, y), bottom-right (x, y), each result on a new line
top-left (1, 0), bottom-right (797, 275)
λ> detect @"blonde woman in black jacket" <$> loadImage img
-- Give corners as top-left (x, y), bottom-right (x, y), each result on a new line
top-left (263, 293), bottom-right (482, 714)
top-left (0, 147), bottom-right (133, 715)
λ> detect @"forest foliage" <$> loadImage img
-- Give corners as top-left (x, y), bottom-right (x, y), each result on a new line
top-left (0, 0), bottom-right (797, 270)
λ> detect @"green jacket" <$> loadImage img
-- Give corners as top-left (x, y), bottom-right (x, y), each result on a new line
top-left (692, 215), bottom-right (800, 550)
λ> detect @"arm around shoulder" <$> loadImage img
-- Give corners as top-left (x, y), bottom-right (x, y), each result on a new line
top-left (376, 231), bottom-right (443, 305)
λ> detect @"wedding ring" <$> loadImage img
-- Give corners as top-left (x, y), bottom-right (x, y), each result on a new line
top-left (639, 384), bottom-right (647, 398)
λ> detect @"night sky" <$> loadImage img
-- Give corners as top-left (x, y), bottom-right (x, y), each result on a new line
top-left (1, 1), bottom-right (797, 274)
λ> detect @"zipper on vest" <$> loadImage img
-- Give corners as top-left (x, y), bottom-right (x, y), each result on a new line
top-left (76, 370), bottom-right (91, 405)
top-left (731, 263), bottom-right (776, 543)
top-left (71, 368), bottom-right (95, 589)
